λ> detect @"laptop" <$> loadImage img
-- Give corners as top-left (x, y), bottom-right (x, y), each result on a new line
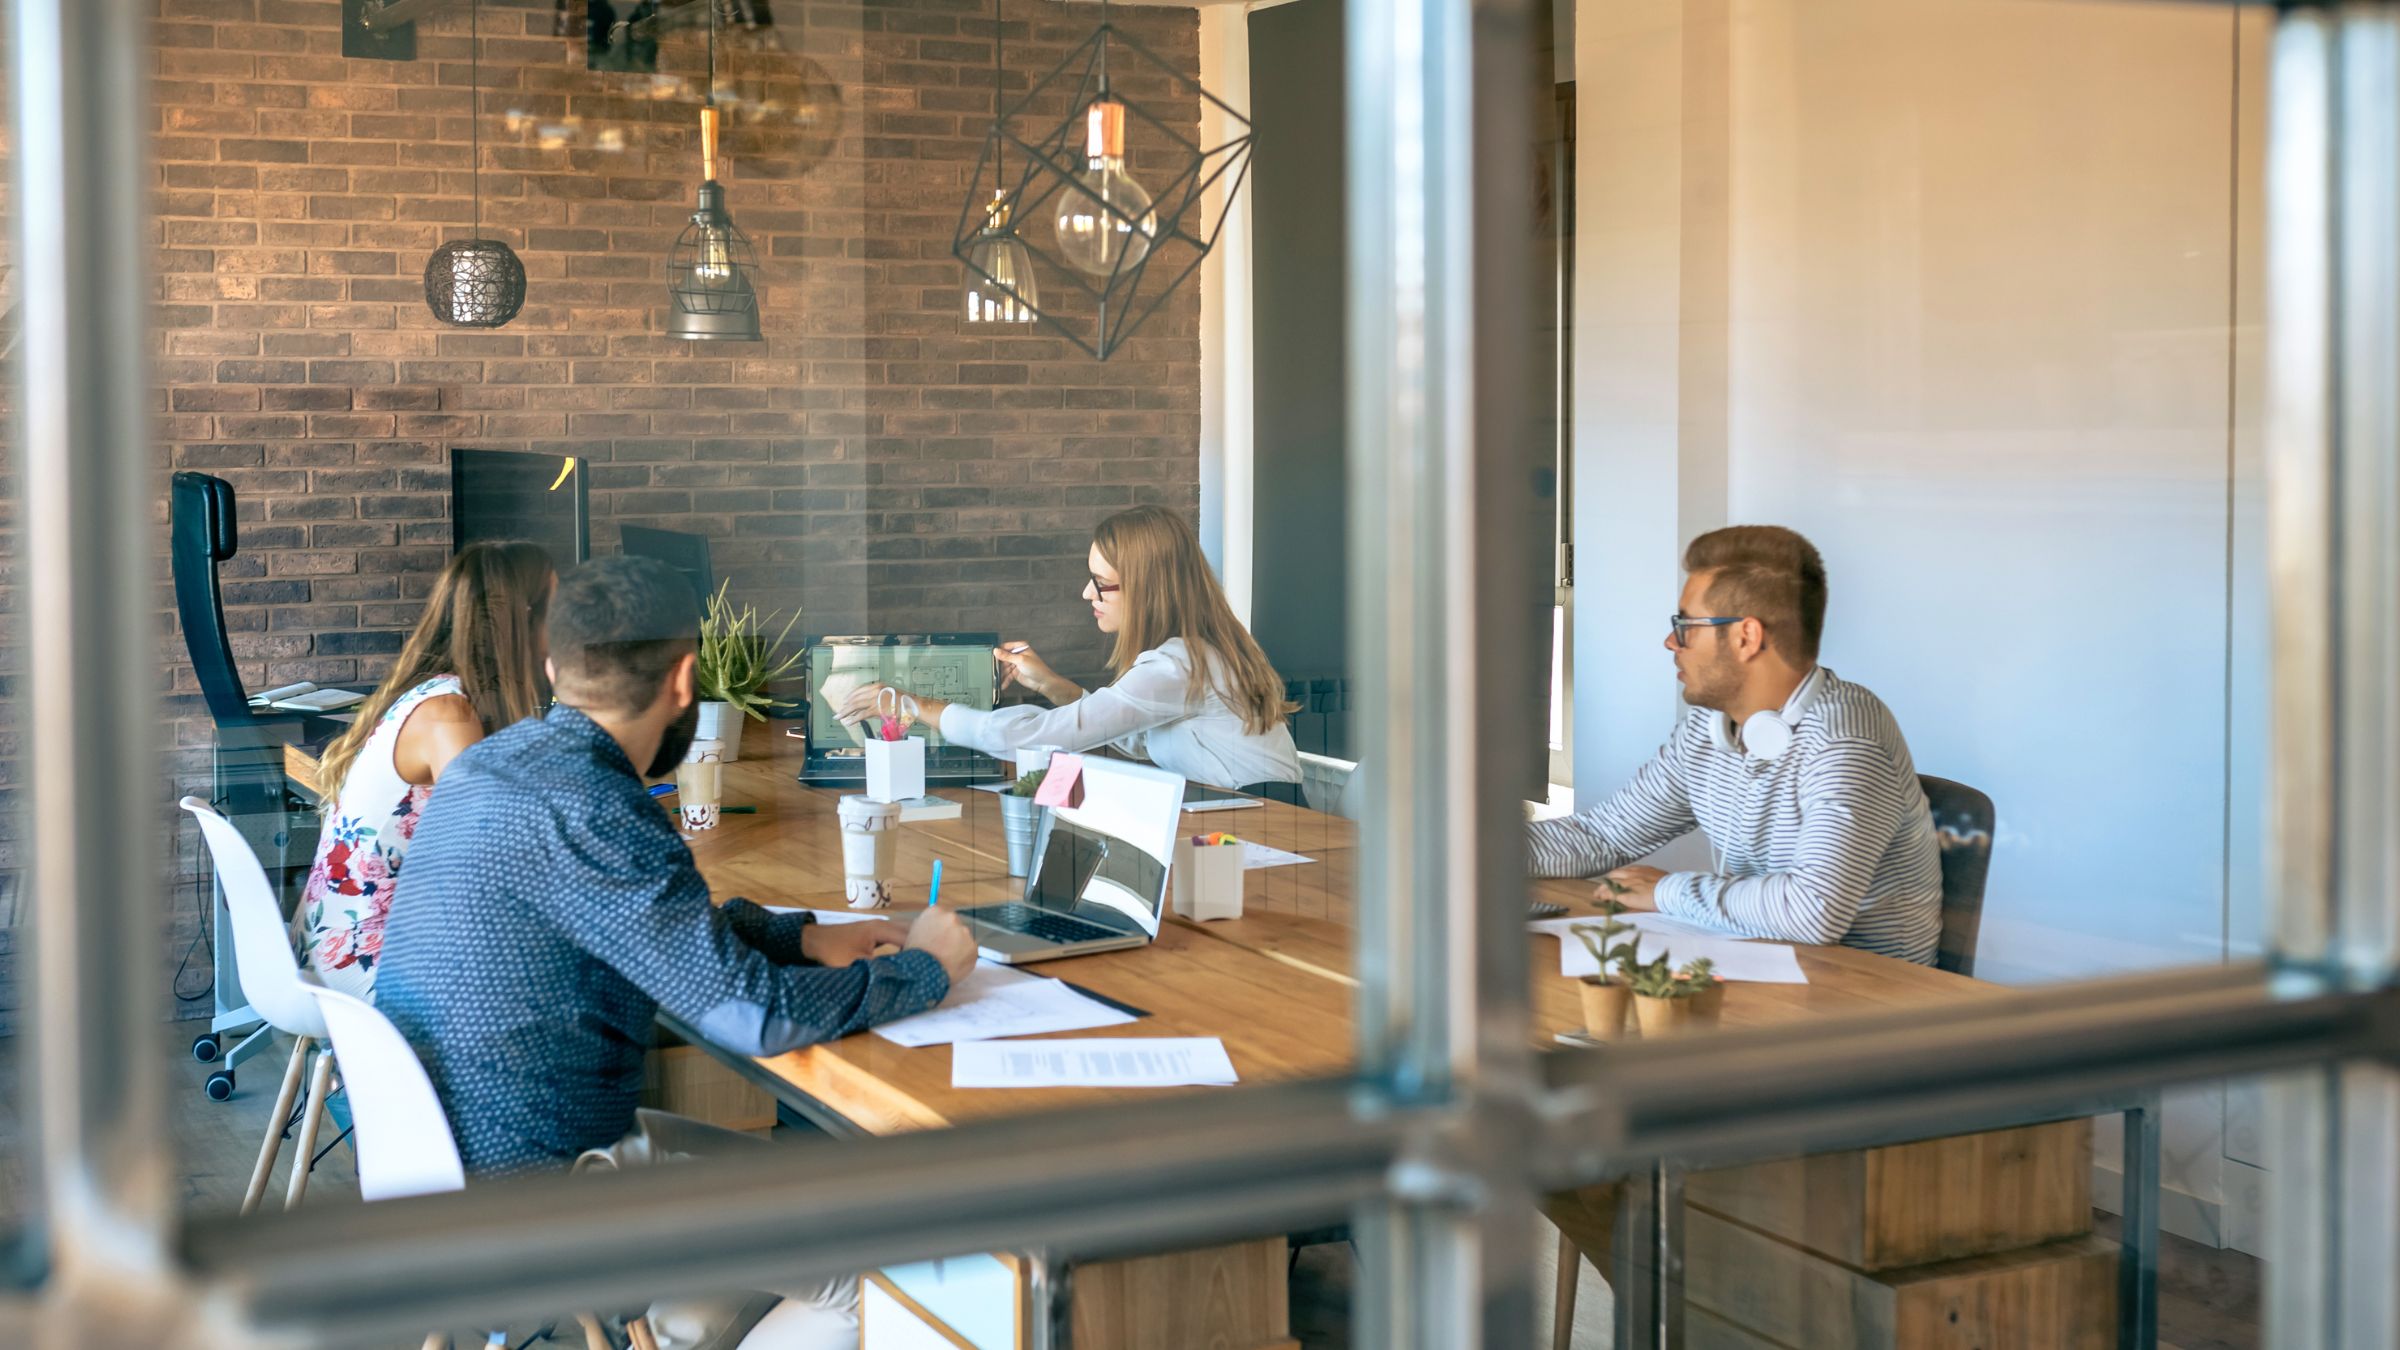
top-left (798, 634), bottom-right (1005, 786)
top-left (957, 758), bottom-right (1189, 964)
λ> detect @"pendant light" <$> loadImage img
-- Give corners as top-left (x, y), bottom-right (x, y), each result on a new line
top-left (962, 0), bottom-right (1038, 325)
top-left (950, 0), bottom-right (1252, 359)
top-left (665, 0), bottom-right (765, 342)
top-left (425, 0), bottom-right (526, 328)
top-left (1052, 2), bottom-right (1155, 282)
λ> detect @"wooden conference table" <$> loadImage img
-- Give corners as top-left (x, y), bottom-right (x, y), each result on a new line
top-left (286, 728), bottom-right (2137, 1350)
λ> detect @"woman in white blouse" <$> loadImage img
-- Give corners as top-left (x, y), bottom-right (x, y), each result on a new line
top-left (840, 505), bottom-right (1302, 795)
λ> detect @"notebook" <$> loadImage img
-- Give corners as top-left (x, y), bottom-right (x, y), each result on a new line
top-left (246, 682), bottom-right (366, 713)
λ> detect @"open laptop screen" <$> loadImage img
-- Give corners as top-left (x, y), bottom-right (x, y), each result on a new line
top-left (807, 637), bottom-right (997, 750)
top-left (1027, 758), bottom-right (1187, 939)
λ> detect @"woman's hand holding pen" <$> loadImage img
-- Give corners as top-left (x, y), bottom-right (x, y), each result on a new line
top-left (994, 641), bottom-right (1078, 703)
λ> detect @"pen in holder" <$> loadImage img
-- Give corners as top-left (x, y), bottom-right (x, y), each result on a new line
top-left (864, 688), bottom-right (927, 803)
top-left (1170, 834), bottom-right (1246, 922)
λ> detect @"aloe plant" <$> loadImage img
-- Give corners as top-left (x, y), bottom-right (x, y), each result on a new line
top-left (1005, 767), bottom-right (1049, 799)
top-left (695, 580), bottom-right (806, 721)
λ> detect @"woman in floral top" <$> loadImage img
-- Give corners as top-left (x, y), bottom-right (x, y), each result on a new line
top-left (295, 541), bottom-right (555, 998)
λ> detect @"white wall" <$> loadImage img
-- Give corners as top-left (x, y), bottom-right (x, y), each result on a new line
top-left (1575, 0), bottom-right (2268, 1249)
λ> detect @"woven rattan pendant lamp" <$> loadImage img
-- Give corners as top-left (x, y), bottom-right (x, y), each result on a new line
top-left (424, 0), bottom-right (526, 327)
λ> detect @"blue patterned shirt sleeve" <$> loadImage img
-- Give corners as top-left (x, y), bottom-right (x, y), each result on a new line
top-left (545, 775), bottom-right (948, 1057)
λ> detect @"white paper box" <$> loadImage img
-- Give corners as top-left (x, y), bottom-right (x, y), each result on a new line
top-left (1170, 839), bottom-right (1246, 921)
top-left (864, 735), bottom-right (927, 803)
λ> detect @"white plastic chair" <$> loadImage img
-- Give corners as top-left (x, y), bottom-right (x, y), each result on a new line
top-left (180, 795), bottom-right (337, 1214)
top-left (305, 986), bottom-right (685, 1350)
top-left (299, 983), bottom-right (464, 1202)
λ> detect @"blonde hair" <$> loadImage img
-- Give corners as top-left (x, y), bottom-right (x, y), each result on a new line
top-left (1094, 506), bottom-right (1297, 736)
top-left (313, 541), bottom-right (555, 800)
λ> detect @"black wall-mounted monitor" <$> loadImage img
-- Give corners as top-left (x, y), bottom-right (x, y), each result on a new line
top-left (618, 523), bottom-right (715, 606)
top-left (449, 448), bottom-right (590, 572)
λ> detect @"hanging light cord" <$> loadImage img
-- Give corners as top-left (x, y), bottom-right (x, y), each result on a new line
top-left (707, 0), bottom-right (716, 109)
top-left (469, 0), bottom-right (480, 241)
top-left (991, 0), bottom-right (1001, 178)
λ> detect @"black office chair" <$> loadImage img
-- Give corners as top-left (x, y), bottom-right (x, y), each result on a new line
top-left (1240, 780), bottom-right (1309, 808)
top-left (171, 471), bottom-right (262, 727)
top-left (1920, 774), bottom-right (1995, 977)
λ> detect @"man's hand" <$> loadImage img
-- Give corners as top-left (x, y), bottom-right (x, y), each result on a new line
top-left (1595, 865), bottom-right (1667, 910)
top-left (799, 917), bottom-right (910, 968)
top-left (906, 905), bottom-right (979, 986)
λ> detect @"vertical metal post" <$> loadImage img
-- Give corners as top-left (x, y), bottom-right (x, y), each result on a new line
top-left (2266, 4), bottom-right (2400, 1347)
top-left (11, 0), bottom-right (175, 1335)
top-left (1348, 0), bottom-right (1540, 1344)
top-left (2118, 1097), bottom-right (2161, 1350)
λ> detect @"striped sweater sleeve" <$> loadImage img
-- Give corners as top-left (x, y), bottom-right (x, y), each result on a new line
top-left (1525, 735), bottom-right (1698, 879)
top-left (1653, 735), bottom-right (1914, 945)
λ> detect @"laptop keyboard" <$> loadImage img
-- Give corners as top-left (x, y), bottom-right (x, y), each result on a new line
top-left (963, 903), bottom-right (1125, 945)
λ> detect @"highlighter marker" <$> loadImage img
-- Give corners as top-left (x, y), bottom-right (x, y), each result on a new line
top-left (928, 858), bottom-right (943, 908)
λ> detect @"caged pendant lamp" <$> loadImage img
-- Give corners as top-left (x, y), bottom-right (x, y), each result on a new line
top-left (961, 0), bottom-right (1037, 325)
top-left (952, 0), bottom-right (1251, 359)
top-left (665, 0), bottom-right (764, 342)
top-left (425, 0), bottom-right (526, 328)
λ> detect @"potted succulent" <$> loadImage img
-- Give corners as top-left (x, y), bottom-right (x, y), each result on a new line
top-left (1625, 952), bottom-right (1723, 1037)
top-left (1567, 900), bottom-right (1642, 1041)
top-left (998, 768), bottom-right (1048, 877)
top-left (693, 580), bottom-right (805, 762)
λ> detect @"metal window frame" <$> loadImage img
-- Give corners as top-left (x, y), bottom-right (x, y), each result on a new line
top-left (7, 1), bottom-right (2400, 1347)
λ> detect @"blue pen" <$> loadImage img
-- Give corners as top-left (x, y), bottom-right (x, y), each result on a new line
top-left (929, 859), bottom-right (943, 908)
top-left (649, 783), bottom-right (675, 798)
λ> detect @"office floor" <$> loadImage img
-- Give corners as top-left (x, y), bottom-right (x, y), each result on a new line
top-left (0, 1023), bottom-right (2268, 1350)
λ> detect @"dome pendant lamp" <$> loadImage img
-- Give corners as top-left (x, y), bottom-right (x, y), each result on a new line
top-left (665, 1), bottom-right (765, 342)
top-left (424, 0), bottom-right (526, 328)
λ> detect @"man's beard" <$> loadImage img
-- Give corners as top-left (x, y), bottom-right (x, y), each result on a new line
top-left (1679, 653), bottom-right (1741, 712)
top-left (646, 696), bottom-right (702, 777)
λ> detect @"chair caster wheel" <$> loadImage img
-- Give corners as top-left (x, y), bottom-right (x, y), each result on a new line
top-left (204, 1070), bottom-right (235, 1102)
top-left (192, 1032), bottom-right (221, 1063)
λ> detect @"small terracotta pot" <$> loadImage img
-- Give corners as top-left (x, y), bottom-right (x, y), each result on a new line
top-left (1632, 993), bottom-right (1711, 1037)
top-left (1690, 982), bottom-right (1725, 1023)
top-left (1576, 979), bottom-right (1632, 1041)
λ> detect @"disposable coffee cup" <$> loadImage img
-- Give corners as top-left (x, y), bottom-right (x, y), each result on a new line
top-left (676, 740), bottom-right (724, 831)
top-left (838, 795), bottom-right (902, 908)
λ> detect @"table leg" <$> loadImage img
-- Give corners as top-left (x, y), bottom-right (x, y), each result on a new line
top-left (1612, 1166), bottom-right (1683, 1350)
top-left (2119, 1095), bottom-right (2161, 1350)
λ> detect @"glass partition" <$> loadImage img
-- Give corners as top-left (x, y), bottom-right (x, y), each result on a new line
top-left (5, 0), bottom-right (2399, 1347)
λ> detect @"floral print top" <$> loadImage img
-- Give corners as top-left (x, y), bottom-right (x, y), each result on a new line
top-left (294, 675), bottom-right (466, 998)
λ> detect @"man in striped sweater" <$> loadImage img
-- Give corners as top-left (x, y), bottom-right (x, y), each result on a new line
top-left (1528, 526), bottom-right (1943, 963)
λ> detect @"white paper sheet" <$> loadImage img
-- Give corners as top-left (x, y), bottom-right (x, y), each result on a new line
top-left (1540, 918), bottom-right (1810, 985)
top-left (1182, 797), bottom-right (1265, 814)
top-left (874, 962), bottom-right (1136, 1048)
top-left (764, 906), bottom-right (890, 925)
top-left (1529, 911), bottom-right (1732, 944)
top-left (951, 1037), bottom-right (1240, 1088)
top-left (1240, 843), bottom-right (1314, 870)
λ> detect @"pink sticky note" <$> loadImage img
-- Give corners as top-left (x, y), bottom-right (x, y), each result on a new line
top-left (1034, 752), bottom-right (1085, 809)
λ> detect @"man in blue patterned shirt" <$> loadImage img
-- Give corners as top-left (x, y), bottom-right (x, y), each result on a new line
top-left (377, 556), bottom-right (975, 1178)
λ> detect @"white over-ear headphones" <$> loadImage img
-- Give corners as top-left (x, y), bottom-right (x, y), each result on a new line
top-left (1708, 666), bottom-right (1827, 762)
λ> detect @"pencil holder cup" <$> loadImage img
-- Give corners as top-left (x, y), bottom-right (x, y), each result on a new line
top-left (1170, 838), bottom-right (1245, 922)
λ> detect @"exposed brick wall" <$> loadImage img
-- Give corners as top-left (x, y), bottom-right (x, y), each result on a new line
top-left (136, 0), bottom-right (1202, 1018)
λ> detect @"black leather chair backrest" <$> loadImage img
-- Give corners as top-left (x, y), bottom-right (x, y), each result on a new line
top-left (171, 471), bottom-right (255, 725)
top-left (1920, 774), bottom-right (1995, 978)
